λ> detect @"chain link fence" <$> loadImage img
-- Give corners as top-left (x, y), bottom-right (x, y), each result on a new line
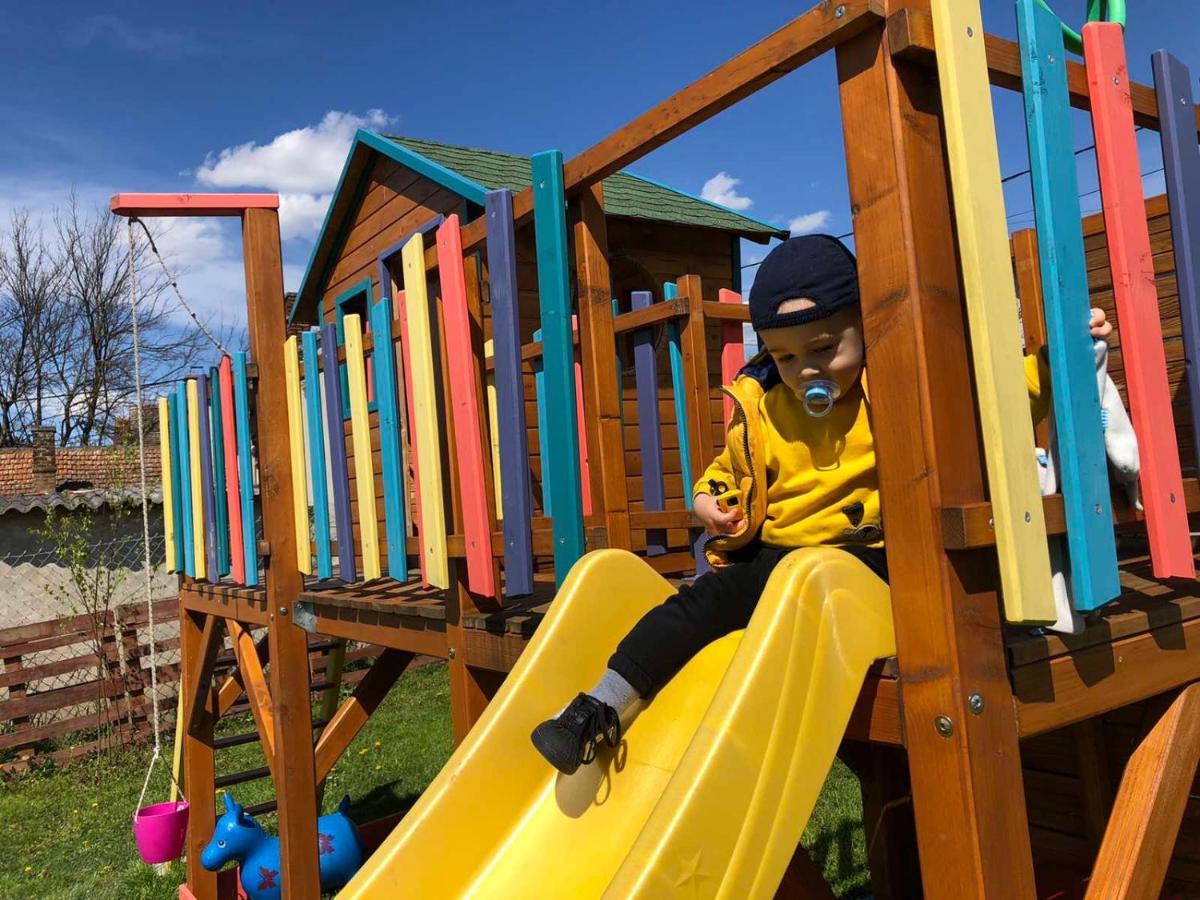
top-left (0, 533), bottom-right (180, 768)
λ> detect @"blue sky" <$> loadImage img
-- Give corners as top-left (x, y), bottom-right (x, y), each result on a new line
top-left (3, 1), bottom-right (1198, 335)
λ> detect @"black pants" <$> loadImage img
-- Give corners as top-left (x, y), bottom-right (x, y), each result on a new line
top-left (609, 543), bottom-right (888, 699)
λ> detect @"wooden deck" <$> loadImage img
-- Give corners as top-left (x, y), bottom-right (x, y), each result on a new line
top-left (180, 552), bottom-right (1200, 752)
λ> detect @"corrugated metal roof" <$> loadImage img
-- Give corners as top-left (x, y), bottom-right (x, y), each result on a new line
top-left (388, 136), bottom-right (786, 240)
top-left (0, 487), bottom-right (162, 517)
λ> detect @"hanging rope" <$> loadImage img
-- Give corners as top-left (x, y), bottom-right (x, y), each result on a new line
top-left (128, 218), bottom-right (187, 813)
top-left (130, 216), bottom-right (230, 358)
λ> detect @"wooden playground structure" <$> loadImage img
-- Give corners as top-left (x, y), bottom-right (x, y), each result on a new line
top-left (118, 0), bottom-right (1200, 896)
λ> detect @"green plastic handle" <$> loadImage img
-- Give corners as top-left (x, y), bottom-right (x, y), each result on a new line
top-left (1034, 0), bottom-right (1125, 57)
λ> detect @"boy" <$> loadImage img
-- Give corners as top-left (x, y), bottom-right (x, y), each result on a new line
top-left (532, 234), bottom-right (1110, 775)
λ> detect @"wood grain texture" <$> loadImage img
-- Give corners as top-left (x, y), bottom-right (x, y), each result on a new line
top-left (241, 206), bottom-right (319, 898)
top-left (1011, 230), bottom-right (1051, 448)
top-left (1086, 683), bottom-right (1200, 899)
top-left (369, 296), bottom-right (408, 583)
top-left (437, 216), bottom-right (495, 597)
top-left (300, 331), bottom-right (332, 580)
top-left (195, 374), bottom-right (219, 584)
top-left (226, 620), bottom-right (275, 781)
top-left (532, 151), bottom-right (586, 583)
top-left (218, 358), bottom-right (245, 585)
top-left (1154, 51), bottom-right (1200, 471)
top-left (931, 0), bottom-right (1053, 623)
top-left (180, 609), bottom-right (217, 899)
top-left (1017, 0), bottom-right (1119, 611)
top-left (176, 383), bottom-right (195, 578)
top-left (344, 313), bottom-right (381, 581)
top-left (284, 336), bottom-right (312, 575)
top-left (401, 233), bottom-right (450, 589)
top-left (632, 290), bottom-right (667, 556)
top-left (836, 21), bottom-right (1037, 896)
top-left (232, 353), bottom-right (257, 586)
top-left (719, 289), bottom-right (745, 423)
top-left (485, 190), bottom-right (535, 596)
top-left (186, 379), bottom-right (207, 582)
top-left (167, 391), bottom-right (186, 574)
top-left (322, 323), bottom-right (356, 582)
top-left (572, 183), bottom-right (632, 553)
top-left (209, 365), bottom-right (230, 577)
top-left (158, 397), bottom-right (176, 573)
top-left (1085, 22), bottom-right (1194, 579)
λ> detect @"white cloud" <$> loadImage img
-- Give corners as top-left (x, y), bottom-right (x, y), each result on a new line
top-left (788, 210), bottom-right (831, 235)
top-left (196, 109), bottom-right (394, 241)
top-left (701, 171), bottom-right (753, 211)
top-left (65, 15), bottom-right (205, 58)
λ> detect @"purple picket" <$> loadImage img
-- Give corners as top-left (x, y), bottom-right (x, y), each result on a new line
top-left (1153, 50), bottom-right (1200, 458)
top-left (485, 190), bottom-right (534, 597)
top-left (322, 322), bottom-right (357, 582)
top-left (631, 291), bottom-right (666, 556)
top-left (195, 373), bottom-right (219, 584)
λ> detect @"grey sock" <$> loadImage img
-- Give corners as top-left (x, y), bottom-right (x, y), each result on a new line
top-left (588, 668), bottom-right (641, 717)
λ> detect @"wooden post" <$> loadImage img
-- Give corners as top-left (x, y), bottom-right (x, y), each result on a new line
top-left (836, 19), bottom-right (1037, 897)
top-left (678, 274), bottom-right (715, 575)
top-left (1086, 683), bottom-right (1200, 898)
top-left (1011, 229), bottom-right (1050, 448)
top-left (573, 183), bottom-right (631, 551)
top-left (180, 605), bottom-right (217, 900)
top-left (242, 206), bottom-right (320, 899)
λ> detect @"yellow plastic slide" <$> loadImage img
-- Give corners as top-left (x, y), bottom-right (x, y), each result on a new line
top-left (339, 547), bottom-right (895, 899)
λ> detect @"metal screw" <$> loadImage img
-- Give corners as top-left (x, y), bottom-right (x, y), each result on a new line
top-left (935, 715), bottom-right (954, 738)
top-left (966, 26), bottom-right (974, 37)
top-left (968, 693), bottom-right (985, 715)
top-left (279, 606), bottom-right (288, 616)
top-left (834, 4), bottom-right (845, 17)
top-left (1025, 511), bottom-right (1032, 523)
top-left (1047, 53), bottom-right (1056, 65)
top-left (1095, 504), bottom-right (1103, 515)
top-left (1113, 75), bottom-right (1121, 85)
top-left (448, 647), bottom-right (457, 660)
top-left (1171, 492), bottom-right (1178, 503)
top-left (988, 517), bottom-right (995, 529)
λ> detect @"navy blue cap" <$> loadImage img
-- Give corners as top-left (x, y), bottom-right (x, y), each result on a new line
top-left (748, 235), bottom-right (859, 333)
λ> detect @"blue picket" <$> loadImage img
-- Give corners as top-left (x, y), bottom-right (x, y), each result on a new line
top-left (233, 352), bottom-right (258, 587)
top-left (1017, 0), bottom-right (1120, 611)
top-left (663, 282), bottom-right (694, 509)
top-left (370, 296), bottom-right (409, 582)
top-left (302, 330), bottom-right (333, 580)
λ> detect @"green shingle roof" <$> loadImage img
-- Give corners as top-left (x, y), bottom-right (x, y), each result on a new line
top-left (387, 136), bottom-right (785, 240)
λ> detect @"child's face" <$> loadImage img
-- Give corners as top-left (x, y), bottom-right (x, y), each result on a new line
top-left (758, 300), bottom-right (865, 401)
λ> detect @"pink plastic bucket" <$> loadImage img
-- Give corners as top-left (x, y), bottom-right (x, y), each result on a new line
top-left (133, 800), bottom-right (190, 864)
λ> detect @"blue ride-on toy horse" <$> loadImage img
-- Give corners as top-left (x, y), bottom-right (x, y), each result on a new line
top-left (200, 791), bottom-right (364, 900)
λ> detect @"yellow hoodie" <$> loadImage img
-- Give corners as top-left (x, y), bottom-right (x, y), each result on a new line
top-left (694, 352), bottom-right (1050, 567)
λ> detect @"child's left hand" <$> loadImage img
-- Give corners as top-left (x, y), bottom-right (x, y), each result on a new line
top-left (1090, 307), bottom-right (1112, 340)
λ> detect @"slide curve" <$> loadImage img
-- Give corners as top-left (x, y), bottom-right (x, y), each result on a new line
top-left (339, 547), bottom-right (895, 899)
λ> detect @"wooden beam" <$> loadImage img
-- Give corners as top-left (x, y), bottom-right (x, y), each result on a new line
top-left (612, 298), bottom-right (689, 334)
top-left (886, 8), bottom-right (1200, 137)
top-left (941, 478), bottom-right (1200, 549)
top-left (242, 206), bottom-right (320, 900)
top-left (422, 0), bottom-right (884, 272)
top-left (227, 621), bottom-right (276, 781)
top-left (837, 18), bottom-right (1037, 896)
top-left (183, 613), bottom-right (224, 736)
top-left (1085, 683), bottom-right (1200, 899)
top-left (314, 649), bottom-right (414, 782)
top-left (180, 605), bottom-right (218, 899)
top-left (109, 193), bottom-right (279, 217)
top-left (701, 300), bottom-right (752, 323)
top-left (573, 183), bottom-right (632, 551)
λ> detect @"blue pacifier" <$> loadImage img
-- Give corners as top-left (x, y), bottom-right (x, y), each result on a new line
top-left (800, 379), bottom-right (839, 418)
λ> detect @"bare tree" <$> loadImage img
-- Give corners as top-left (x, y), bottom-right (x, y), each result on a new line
top-left (55, 194), bottom-right (207, 445)
top-left (0, 209), bottom-right (66, 445)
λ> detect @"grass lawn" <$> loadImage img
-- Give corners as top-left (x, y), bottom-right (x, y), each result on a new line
top-left (0, 662), bottom-right (870, 899)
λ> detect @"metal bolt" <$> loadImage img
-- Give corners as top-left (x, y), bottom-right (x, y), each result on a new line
top-left (1171, 492), bottom-right (1178, 503)
top-left (279, 606), bottom-right (288, 616)
top-left (966, 26), bottom-right (974, 37)
top-left (968, 693), bottom-right (985, 715)
top-left (1047, 53), bottom-right (1056, 65)
top-left (834, 4), bottom-right (845, 17)
top-left (448, 647), bottom-right (457, 660)
top-left (1095, 504), bottom-right (1103, 515)
top-left (935, 715), bottom-right (954, 738)
top-left (988, 517), bottom-right (995, 529)
top-left (1025, 511), bottom-right (1032, 523)
top-left (1113, 75), bottom-right (1121, 85)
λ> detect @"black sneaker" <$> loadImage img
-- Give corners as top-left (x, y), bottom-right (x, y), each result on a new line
top-left (531, 693), bottom-right (622, 775)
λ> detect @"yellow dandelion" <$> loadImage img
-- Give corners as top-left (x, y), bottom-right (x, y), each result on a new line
top-left (373, 741), bottom-right (381, 748)
top-left (24, 866), bottom-right (32, 873)
top-left (358, 747), bottom-right (369, 755)
top-left (373, 764), bottom-right (382, 771)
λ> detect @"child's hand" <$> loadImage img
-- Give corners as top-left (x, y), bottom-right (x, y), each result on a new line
top-left (1090, 307), bottom-right (1112, 340)
top-left (694, 492), bottom-right (744, 536)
